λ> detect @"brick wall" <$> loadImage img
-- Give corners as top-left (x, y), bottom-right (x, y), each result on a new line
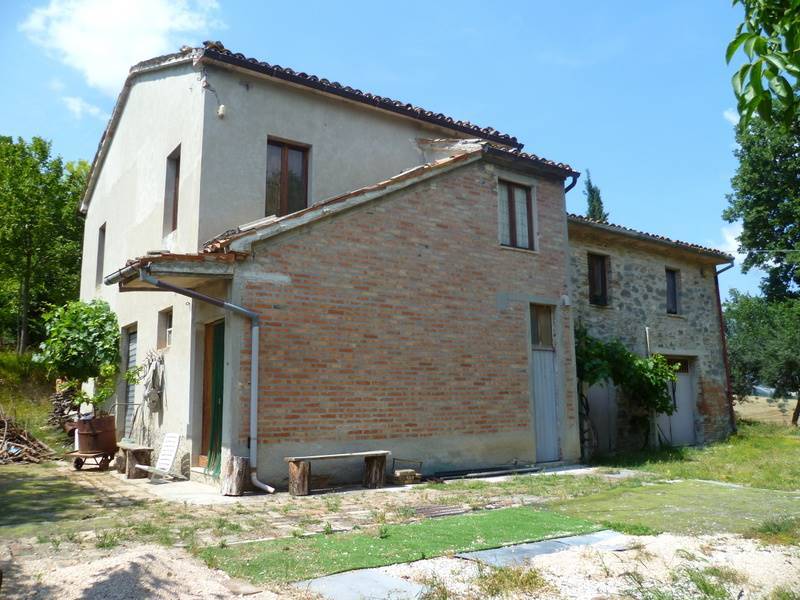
top-left (568, 225), bottom-right (733, 448)
top-left (235, 159), bottom-right (579, 477)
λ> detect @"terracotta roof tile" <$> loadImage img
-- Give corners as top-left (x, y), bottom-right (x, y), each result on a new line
top-left (568, 214), bottom-right (733, 261)
top-left (195, 41), bottom-right (522, 149)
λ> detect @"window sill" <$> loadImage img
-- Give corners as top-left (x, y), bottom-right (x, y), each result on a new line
top-left (589, 303), bottom-right (613, 310)
top-left (498, 244), bottom-right (538, 255)
top-left (666, 313), bottom-right (685, 319)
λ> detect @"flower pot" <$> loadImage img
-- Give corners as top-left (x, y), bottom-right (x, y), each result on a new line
top-left (76, 414), bottom-right (118, 455)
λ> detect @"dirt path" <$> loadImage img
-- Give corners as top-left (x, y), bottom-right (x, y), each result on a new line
top-left (0, 543), bottom-right (299, 600)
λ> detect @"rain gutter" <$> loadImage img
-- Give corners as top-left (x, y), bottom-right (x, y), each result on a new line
top-left (138, 269), bottom-right (275, 493)
top-left (714, 261), bottom-right (737, 435)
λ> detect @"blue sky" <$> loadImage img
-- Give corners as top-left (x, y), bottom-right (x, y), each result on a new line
top-left (0, 0), bottom-right (760, 299)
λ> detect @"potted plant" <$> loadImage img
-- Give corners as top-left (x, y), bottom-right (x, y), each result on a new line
top-left (35, 300), bottom-right (122, 457)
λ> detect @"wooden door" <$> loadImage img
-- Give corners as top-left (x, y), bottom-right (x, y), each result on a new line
top-left (529, 304), bottom-right (560, 462)
top-left (199, 320), bottom-right (225, 470)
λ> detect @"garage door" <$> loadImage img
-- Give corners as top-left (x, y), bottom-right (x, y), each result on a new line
top-left (656, 358), bottom-right (695, 447)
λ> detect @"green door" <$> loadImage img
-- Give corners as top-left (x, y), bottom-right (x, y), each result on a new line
top-left (202, 320), bottom-right (225, 476)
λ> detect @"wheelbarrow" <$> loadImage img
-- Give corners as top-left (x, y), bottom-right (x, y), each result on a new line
top-left (64, 449), bottom-right (115, 471)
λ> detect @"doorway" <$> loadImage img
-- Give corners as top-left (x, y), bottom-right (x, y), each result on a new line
top-left (656, 358), bottom-right (696, 446)
top-left (200, 320), bottom-right (225, 474)
top-left (529, 304), bottom-right (560, 462)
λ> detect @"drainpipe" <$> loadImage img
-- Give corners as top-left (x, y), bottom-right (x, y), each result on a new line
top-left (713, 262), bottom-right (737, 435)
top-left (139, 269), bottom-right (275, 493)
top-left (564, 173), bottom-right (579, 193)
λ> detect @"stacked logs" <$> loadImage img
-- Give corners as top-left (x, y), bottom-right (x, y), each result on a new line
top-left (0, 405), bottom-right (54, 465)
top-left (47, 387), bottom-right (76, 432)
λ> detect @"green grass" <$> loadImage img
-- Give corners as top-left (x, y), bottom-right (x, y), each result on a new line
top-left (474, 565), bottom-right (551, 597)
top-left (596, 421), bottom-right (800, 491)
top-left (553, 479), bottom-right (800, 536)
top-left (747, 516), bottom-right (800, 545)
top-left (198, 506), bottom-right (598, 584)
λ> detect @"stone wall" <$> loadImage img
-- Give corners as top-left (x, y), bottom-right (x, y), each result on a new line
top-left (568, 223), bottom-right (733, 450)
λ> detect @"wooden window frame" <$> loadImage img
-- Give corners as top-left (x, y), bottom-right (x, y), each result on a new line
top-left (499, 179), bottom-right (535, 251)
top-left (530, 304), bottom-right (555, 351)
top-left (666, 268), bottom-right (680, 315)
top-left (587, 253), bottom-right (609, 306)
top-left (266, 138), bottom-right (309, 217)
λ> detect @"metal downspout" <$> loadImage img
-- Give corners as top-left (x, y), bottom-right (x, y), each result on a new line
top-left (139, 269), bottom-right (275, 493)
top-left (713, 262), bottom-right (737, 435)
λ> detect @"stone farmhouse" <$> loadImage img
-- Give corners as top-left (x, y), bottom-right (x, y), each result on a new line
top-left (79, 42), bottom-right (735, 489)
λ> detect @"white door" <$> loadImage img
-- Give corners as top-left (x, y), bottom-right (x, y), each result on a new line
top-left (656, 358), bottom-right (695, 446)
top-left (587, 381), bottom-right (617, 454)
top-left (530, 304), bottom-right (560, 462)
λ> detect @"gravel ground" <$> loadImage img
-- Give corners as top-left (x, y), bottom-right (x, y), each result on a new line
top-left (388, 533), bottom-right (800, 598)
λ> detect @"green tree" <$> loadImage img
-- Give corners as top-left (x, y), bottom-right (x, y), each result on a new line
top-left (724, 291), bottom-right (800, 424)
top-left (727, 0), bottom-right (800, 126)
top-left (583, 170), bottom-right (608, 223)
top-left (0, 136), bottom-right (87, 352)
top-left (723, 116), bottom-right (800, 299)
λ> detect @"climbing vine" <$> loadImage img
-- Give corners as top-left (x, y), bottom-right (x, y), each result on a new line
top-left (575, 324), bottom-right (678, 416)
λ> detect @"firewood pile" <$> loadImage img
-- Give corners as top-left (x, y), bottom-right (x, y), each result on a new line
top-left (48, 389), bottom-right (76, 432)
top-left (0, 405), bottom-right (54, 465)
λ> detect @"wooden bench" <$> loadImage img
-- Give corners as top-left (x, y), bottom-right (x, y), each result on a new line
top-left (284, 451), bottom-right (391, 496)
top-left (117, 440), bottom-right (153, 480)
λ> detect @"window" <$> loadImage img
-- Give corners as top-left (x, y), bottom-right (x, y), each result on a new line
top-left (96, 223), bottom-right (106, 286)
top-left (266, 139), bottom-right (308, 217)
top-left (587, 253), bottom-right (609, 306)
top-left (498, 180), bottom-right (534, 250)
top-left (163, 145), bottom-right (181, 236)
top-left (666, 268), bottom-right (680, 314)
top-left (157, 308), bottom-right (173, 349)
top-left (530, 304), bottom-right (554, 349)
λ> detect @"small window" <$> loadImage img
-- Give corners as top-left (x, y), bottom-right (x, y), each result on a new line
top-left (157, 308), bottom-right (173, 349)
top-left (530, 304), bottom-right (554, 349)
top-left (96, 223), bottom-right (106, 286)
top-left (498, 180), bottom-right (534, 250)
top-left (266, 139), bottom-right (308, 217)
top-left (666, 268), bottom-right (680, 314)
top-left (163, 145), bottom-right (181, 236)
top-left (587, 253), bottom-right (609, 306)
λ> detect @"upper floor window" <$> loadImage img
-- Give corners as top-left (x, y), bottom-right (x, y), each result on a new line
top-left (96, 223), bottom-right (106, 286)
top-left (498, 180), bottom-right (534, 251)
top-left (266, 139), bottom-right (308, 217)
top-left (163, 145), bottom-right (180, 236)
top-left (588, 253), bottom-right (609, 306)
top-left (666, 268), bottom-right (680, 314)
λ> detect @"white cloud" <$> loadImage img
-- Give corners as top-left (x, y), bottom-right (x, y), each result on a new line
top-left (62, 95), bottom-right (109, 121)
top-left (723, 108), bottom-right (740, 126)
top-left (718, 222), bottom-right (744, 260)
top-left (20, 0), bottom-right (220, 97)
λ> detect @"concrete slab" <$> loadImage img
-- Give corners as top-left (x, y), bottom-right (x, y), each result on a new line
top-left (455, 530), bottom-right (628, 566)
top-left (109, 471), bottom-right (268, 505)
top-left (297, 568), bottom-right (425, 600)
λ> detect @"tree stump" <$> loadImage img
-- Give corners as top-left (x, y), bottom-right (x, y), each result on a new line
top-left (288, 460), bottom-right (310, 496)
top-left (221, 455), bottom-right (249, 496)
top-left (363, 455), bottom-right (386, 489)
top-left (125, 448), bottom-right (151, 479)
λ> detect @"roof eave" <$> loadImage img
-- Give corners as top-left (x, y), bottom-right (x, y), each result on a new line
top-left (567, 217), bottom-right (734, 265)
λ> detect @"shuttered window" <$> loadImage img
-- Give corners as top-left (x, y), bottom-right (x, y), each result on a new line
top-left (498, 181), bottom-right (534, 250)
top-left (588, 253), bottom-right (609, 306)
top-left (666, 268), bottom-right (680, 314)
